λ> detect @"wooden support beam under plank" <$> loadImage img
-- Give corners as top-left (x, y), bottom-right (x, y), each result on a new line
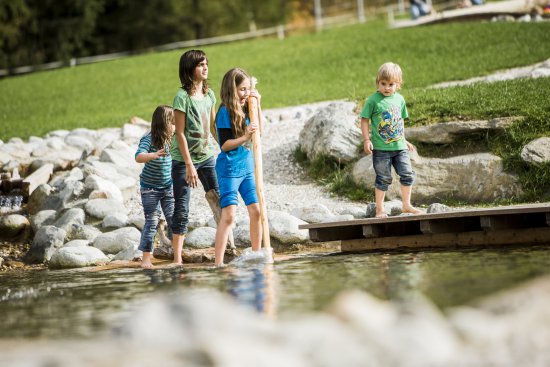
top-left (341, 227), bottom-right (550, 252)
top-left (309, 225), bottom-right (364, 242)
top-left (420, 217), bottom-right (480, 234)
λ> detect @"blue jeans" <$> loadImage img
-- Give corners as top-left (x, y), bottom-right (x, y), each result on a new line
top-left (373, 149), bottom-right (415, 192)
top-left (171, 156), bottom-right (218, 235)
top-left (138, 186), bottom-right (174, 253)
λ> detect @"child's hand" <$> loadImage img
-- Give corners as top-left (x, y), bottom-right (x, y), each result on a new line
top-left (363, 140), bottom-right (373, 155)
top-left (406, 141), bottom-right (416, 152)
top-left (247, 122), bottom-right (258, 138)
top-left (155, 148), bottom-right (167, 158)
top-left (250, 89), bottom-right (261, 104)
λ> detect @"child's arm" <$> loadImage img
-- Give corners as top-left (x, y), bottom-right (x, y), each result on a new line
top-left (360, 117), bottom-right (373, 154)
top-left (220, 124), bottom-right (257, 152)
top-left (174, 109), bottom-right (199, 188)
top-left (135, 148), bottom-right (166, 163)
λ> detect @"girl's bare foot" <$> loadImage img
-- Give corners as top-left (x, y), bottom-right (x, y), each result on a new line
top-left (375, 211), bottom-right (388, 218)
top-left (141, 252), bottom-right (154, 269)
top-left (402, 206), bottom-right (423, 215)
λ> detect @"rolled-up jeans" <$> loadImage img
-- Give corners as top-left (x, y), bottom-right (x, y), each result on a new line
top-left (171, 156), bottom-right (218, 235)
top-left (373, 149), bottom-right (415, 192)
top-left (138, 186), bottom-right (174, 253)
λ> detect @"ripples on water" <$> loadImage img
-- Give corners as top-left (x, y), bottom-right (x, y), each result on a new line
top-left (2, 245), bottom-right (550, 339)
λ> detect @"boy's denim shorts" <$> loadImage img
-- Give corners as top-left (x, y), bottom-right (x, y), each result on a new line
top-left (372, 149), bottom-right (415, 191)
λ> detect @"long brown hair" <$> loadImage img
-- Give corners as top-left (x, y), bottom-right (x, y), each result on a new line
top-left (151, 106), bottom-right (174, 150)
top-left (219, 68), bottom-right (250, 139)
top-left (179, 49), bottom-right (209, 96)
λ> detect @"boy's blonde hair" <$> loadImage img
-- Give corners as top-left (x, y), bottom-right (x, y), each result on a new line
top-left (376, 62), bottom-right (403, 86)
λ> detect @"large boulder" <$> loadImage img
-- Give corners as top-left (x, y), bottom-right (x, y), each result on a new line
top-left (406, 117), bottom-right (521, 144)
top-left (299, 101), bottom-right (362, 164)
top-left (353, 153), bottom-right (522, 203)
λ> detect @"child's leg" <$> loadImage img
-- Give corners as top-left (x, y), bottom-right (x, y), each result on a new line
top-left (375, 188), bottom-right (387, 218)
top-left (141, 252), bottom-right (153, 269)
top-left (240, 173), bottom-right (262, 250)
top-left (393, 150), bottom-right (422, 214)
top-left (372, 150), bottom-right (392, 218)
top-left (400, 185), bottom-right (423, 214)
top-left (138, 188), bottom-right (162, 268)
top-left (171, 161), bottom-right (191, 264)
top-left (214, 205), bottom-right (236, 266)
top-left (247, 203), bottom-right (262, 251)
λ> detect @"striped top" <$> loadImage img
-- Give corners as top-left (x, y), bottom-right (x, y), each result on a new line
top-left (135, 132), bottom-right (172, 189)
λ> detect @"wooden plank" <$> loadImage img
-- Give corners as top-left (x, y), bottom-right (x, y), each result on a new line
top-left (299, 203), bottom-right (550, 230)
top-left (340, 227), bottom-right (550, 252)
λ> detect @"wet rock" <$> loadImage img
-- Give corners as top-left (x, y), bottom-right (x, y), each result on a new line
top-left (25, 225), bottom-right (66, 263)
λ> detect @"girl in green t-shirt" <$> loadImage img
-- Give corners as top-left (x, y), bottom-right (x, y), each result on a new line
top-left (170, 50), bottom-right (228, 264)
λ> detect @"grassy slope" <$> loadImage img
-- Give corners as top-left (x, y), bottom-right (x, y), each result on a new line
top-left (1, 20), bottom-right (550, 142)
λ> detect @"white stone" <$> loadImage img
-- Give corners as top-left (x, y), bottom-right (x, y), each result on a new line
top-left (93, 227), bottom-right (141, 254)
top-left (520, 137), bottom-right (550, 165)
top-left (49, 246), bottom-right (108, 269)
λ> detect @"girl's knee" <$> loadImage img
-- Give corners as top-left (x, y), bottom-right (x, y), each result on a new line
top-left (220, 208), bottom-right (236, 227)
top-left (248, 203), bottom-right (261, 219)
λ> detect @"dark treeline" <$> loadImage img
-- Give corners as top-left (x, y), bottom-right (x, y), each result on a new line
top-left (0, 0), bottom-right (308, 69)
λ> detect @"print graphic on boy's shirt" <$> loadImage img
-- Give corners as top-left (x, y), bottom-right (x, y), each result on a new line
top-left (377, 104), bottom-right (404, 144)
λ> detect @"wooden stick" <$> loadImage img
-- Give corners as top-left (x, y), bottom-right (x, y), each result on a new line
top-left (249, 77), bottom-right (271, 251)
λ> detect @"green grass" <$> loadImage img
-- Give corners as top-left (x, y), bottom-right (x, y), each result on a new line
top-left (1, 20), bottom-right (550, 141)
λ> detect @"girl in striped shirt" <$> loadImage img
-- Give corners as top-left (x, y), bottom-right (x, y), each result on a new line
top-left (135, 105), bottom-right (175, 269)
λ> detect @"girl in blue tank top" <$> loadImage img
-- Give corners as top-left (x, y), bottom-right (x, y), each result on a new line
top-left (214, 68), bottom-right (264, 266)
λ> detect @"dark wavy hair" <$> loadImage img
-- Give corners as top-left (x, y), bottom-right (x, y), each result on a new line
top-left (151, 105), bottom-right (174, 150)
top-left (179, 49), bottom-right (209, 95)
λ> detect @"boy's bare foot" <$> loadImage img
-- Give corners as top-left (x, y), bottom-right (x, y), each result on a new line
top-left (402, 206), bottom-right (423, 215)
top-left (141, 253), bottom-right (154, 269)
top-left (375, 212), bottom-right (388, 218)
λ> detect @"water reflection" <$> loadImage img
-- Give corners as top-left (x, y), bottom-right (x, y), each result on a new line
top-left (224, 264), bottom-right (277, 317)
top-left (2, 245), bottom-right (550, 339)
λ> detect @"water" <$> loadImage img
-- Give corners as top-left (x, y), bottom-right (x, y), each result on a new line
top-left (0, 194), bottom-right (24, 214)
top-left (2, 244), bottom-right (550, 339)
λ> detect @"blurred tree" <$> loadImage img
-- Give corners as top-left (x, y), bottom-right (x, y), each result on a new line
top-left (0, 0), bottom-right (319, 70)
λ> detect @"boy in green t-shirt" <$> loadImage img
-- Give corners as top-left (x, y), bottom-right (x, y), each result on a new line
top-left (360, 62), bottom-right (423, 218)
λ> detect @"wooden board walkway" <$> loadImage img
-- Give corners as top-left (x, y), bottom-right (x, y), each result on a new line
top-left (299, 203), bottom-right (550, 252)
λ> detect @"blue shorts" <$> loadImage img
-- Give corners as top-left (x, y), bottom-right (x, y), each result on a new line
top-left (218, 172), bottom-right (258, 208)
